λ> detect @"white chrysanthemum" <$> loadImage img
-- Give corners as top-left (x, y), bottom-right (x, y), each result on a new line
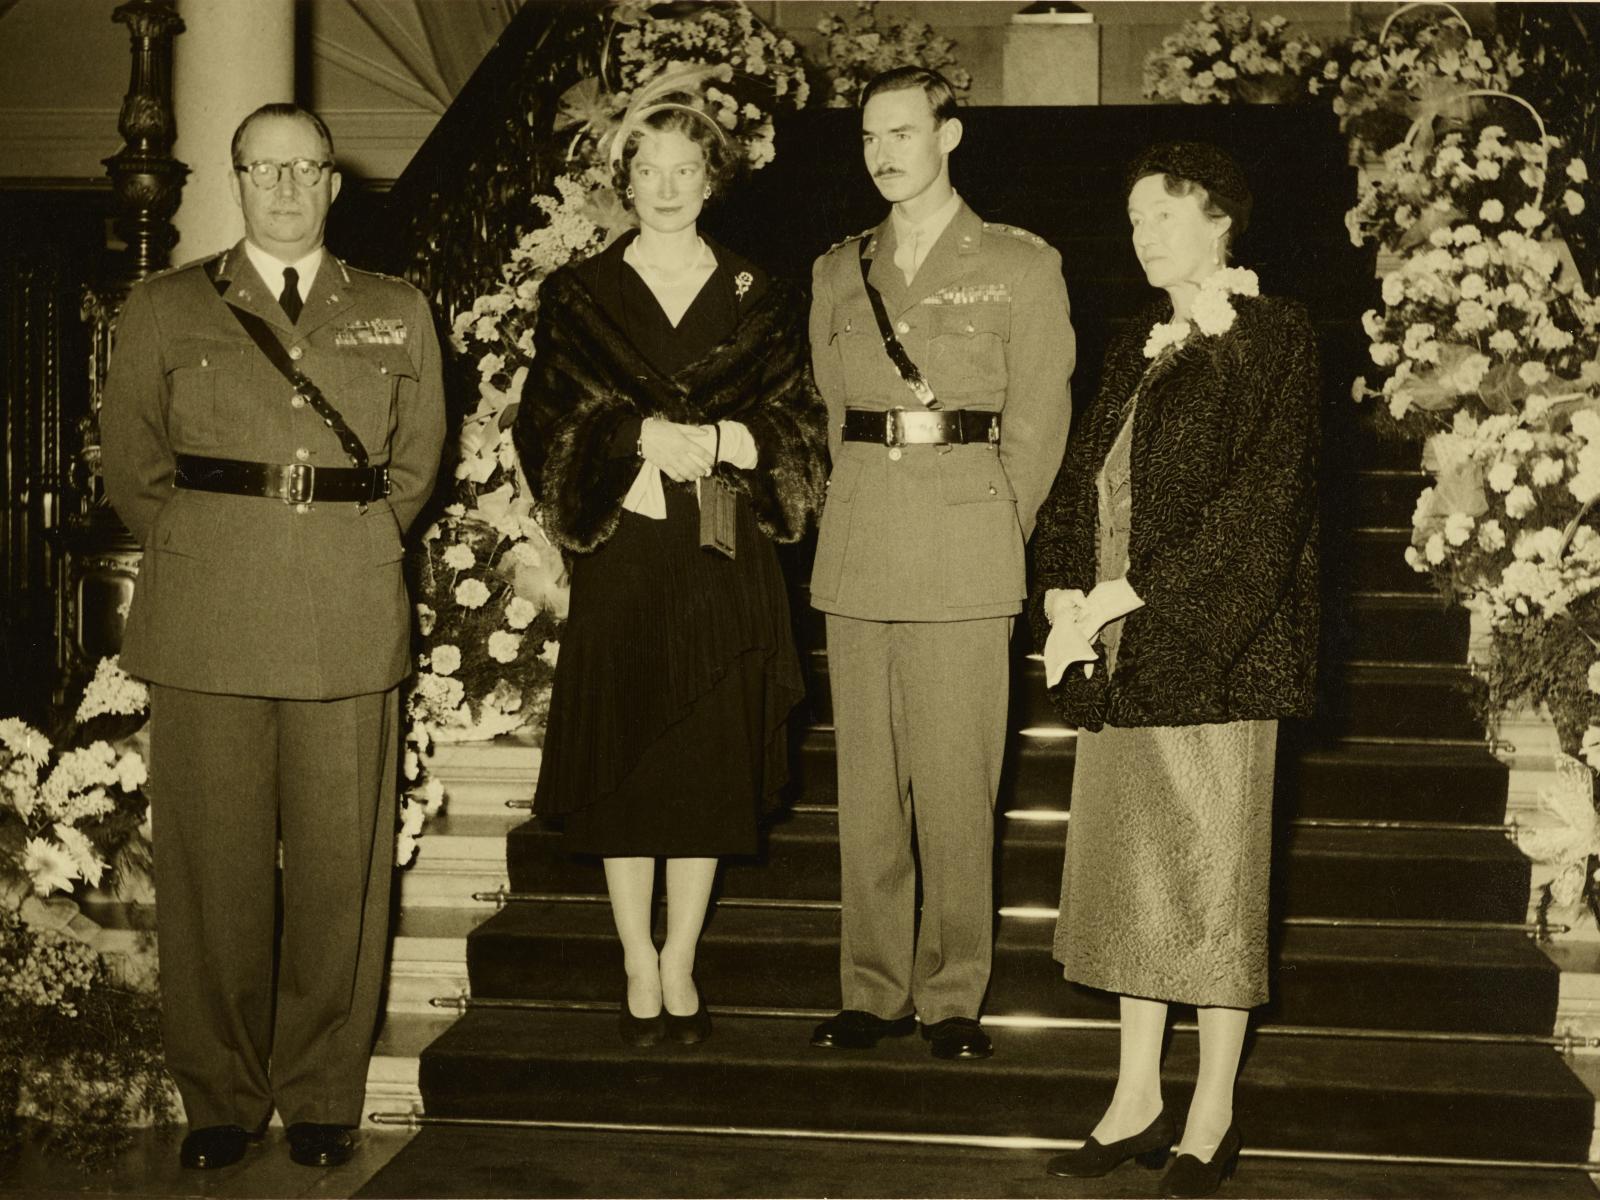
top-left (1480, 198), bottom-right (1505, 223)
top-left (23, 836), bottom-right (79, 896)
top-left (1504, 484), bottom-right (1537, 518)
top-left (0, 718), bottom-right (51, 766)
top-left (487, 631), bottom-right (522, 664)
top-left (455, 579), bottom-right (491, 609)
top-left (52, 823), bottom-right (106, 889)
top-left (442, 544), bottom-right (474, 571)
top-left (115, 750), bottom-right (146, 792)
top-left (1478, 519), bottom-right (1506, 551)
top-left (74, 657), bottom-right (148, 724)
top-left (1444, 512), bottom-right (1475, 546)
top-left (431, 645), bottom-right (462, 676)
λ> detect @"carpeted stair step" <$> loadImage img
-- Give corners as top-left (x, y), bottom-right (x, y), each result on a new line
top-left (417, 1008), bottom-right (1592, 1163)
top-left (800, 654), bottom-right (1483, 742)
top-left (1350, 468), bottom-right (1430, 527)
top-left (507, 815), bottom-right (1527, 923)
top-left (1329, 592), bottom-right (1468, 664)
top-left (1346, 527), bottom-right (1431, 593)
top-left (465, 902), bottom-right (1556, 1036)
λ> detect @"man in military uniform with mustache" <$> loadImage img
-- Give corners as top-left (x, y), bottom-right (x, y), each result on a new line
top-left (808, 67), bottom-right (1075, 1062)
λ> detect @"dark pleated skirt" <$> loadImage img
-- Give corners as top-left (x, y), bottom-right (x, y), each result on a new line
top-left (535, 481), bottom-right (803, 857)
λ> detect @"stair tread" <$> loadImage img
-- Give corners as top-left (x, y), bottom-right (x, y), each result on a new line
top-left (397, 905), bottom-right (496, 941)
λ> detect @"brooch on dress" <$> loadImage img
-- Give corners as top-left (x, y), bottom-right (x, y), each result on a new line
top-left (734, 271), bottom-right (753, 300)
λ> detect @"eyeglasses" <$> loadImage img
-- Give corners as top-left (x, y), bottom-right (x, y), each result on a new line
top-left (234, 159), bottom-right (335, 189)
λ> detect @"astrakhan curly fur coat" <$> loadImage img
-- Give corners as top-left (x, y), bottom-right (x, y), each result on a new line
top-left (512, 240), bottom-right (829, 554)
top-left (1028, 293), bottom-right (1321, 731)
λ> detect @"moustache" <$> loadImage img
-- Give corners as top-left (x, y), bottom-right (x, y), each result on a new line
top-left (874, 169), bottom-right (903, 179)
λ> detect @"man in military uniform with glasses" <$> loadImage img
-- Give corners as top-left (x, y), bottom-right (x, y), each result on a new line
top-left (102, 103), bottom-right (444, 1171)
top-left (808, 67), bottom-right (1074, 1062)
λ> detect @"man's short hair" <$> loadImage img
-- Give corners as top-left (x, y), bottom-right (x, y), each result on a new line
top-left (860, 66), bottom-right (960, 124)
top-left (230, 103), bottom-right (335, 166)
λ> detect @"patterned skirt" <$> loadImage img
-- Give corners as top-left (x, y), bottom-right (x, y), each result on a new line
top-left (1053, 720), bottom-right (1278, 1009)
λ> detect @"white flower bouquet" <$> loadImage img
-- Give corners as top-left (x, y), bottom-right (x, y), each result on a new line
top-left (813, 0), bottom-right (973, 109)
top-left (1142, 2), bottom-right (1324, 105)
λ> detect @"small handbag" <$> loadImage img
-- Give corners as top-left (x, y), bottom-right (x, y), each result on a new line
top-left (698, 424), bottom-right (737, 559)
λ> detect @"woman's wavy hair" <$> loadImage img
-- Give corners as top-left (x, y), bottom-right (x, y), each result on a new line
top-left (611, 104), bottom-right (741, 211)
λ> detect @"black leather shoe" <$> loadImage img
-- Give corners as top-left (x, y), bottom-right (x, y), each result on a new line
top-left (810, 1009), bottom-right (917, 1049)
top-left (179, 1124), bottom-right (251, 1169)
top-left (1162, 1125), bottom-right (1242, 1197)
top-left (1045, 1108), bottom-right (1176, 1178)
top-left (664, 997), bottom-right (713, 1045)
top-left (620, 995), bottom-right (666, 1047)
top-left (922, 1016), bottom-right (993, 1060)
top-left (286, 1122), bottom-right (355, 1168)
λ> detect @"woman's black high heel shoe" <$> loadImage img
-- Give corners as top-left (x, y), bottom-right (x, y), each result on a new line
top-left (1045, 1108), bottom-right (1176, 1178)
top-left (1161, 1124), bottom-right (1242, 1198)
top-left (618, 992), bottom-right (665, 1047)
top-left (663, 995), bottom-right (712, 1045)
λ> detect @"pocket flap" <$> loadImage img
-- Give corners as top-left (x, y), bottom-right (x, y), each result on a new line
top-left (166, 337), bottom-right (250, 375)
top-left (938, 457), bottom-right (1015, 505)
top-left (343, 345), bottom-right (419, 381)
top-left (825, 456), bottom-right (864, 503)
top-left (932, 303), bottom-right (1011, 340)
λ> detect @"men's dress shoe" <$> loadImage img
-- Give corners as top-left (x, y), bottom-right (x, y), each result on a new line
top-left (810, 1009), bottom-right (918, 1049)
top-left (286, 1122), bottom-right (355, 1168)
top-left (922, 1016), bottom-right (994, 1060)
top-left (1045, 1108), bottom-right (1176, 1178)
top-left (1161, 1125), bottom-right (1242, 1198)
top-left (620, 996), bottom-right (666, 1047)
top-left (179, 1124), bottom-right (251, 1169)
top-left (664, 997), bottom-right (713, 1045)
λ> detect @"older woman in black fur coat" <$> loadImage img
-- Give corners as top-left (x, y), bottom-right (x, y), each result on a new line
top-left (513, 100), bottom-right (828, 1050)
top-left (1028, 143), bottom-right (1319, 1197)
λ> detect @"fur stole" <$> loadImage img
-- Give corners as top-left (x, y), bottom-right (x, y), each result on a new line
top-left (512, 262), bottom-right (829, 554)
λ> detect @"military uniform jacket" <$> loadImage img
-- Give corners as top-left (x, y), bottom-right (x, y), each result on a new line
top-left (808, 200), bottom-right (1074, 621)
top-left (102, 240), bottom-right (446, 699)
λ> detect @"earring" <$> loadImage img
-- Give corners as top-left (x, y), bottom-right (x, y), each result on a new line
top-left (703, 185), bottom-right (711, 199)
top-left (625, 185), bottom-right (635, 199)
top-left (1212, 239), bottom-right (1223, 265)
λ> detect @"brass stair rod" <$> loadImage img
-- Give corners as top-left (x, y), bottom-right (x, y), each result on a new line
top-left (361, 1112), bottom-right (1600, 1174)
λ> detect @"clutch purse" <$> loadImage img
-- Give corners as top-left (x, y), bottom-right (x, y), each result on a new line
top-left (699, 475), bottom-right (738, 559)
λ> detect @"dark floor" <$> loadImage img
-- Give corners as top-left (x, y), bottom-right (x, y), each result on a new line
top-left (8, 1124), bottom-right (1598, 1200)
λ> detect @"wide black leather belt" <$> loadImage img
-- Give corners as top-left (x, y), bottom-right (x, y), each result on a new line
top-left (841, 408), bottom-right (1001, 448)
top-left (174, 454), bottom-right (390, 504)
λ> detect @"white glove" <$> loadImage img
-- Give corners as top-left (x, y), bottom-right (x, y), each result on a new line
top-left (1043, 588), bottom-right (1095, 686)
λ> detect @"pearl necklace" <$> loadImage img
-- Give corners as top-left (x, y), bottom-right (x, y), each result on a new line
top-left (628, 235), bottom-right (714, 280)
top-left (1142, 267), bottom-right (1260, 359)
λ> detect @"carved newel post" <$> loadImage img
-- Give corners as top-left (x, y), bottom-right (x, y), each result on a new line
top-left (55, 1), bottom-right (188, 697)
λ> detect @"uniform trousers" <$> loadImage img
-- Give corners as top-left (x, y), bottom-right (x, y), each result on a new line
top-left (147, 684), bottom-right (399, 1130)
top-left (825, 614), bottom-right (1011, 1025)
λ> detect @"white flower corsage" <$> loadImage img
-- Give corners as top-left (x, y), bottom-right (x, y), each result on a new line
top-left (734, 270), bottom-right (753, 299)
top-left (1142, 267), bottom-right (1260, 358)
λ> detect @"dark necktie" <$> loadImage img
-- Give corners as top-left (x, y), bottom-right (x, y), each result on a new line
top-left (279, 266), bottom-right (303, 323)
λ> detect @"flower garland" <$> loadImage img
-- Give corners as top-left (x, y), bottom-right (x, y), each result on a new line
top-left (404, 1), bottom-right (813, 866)
top-left (1142, 267), bottom-right (1260, 358)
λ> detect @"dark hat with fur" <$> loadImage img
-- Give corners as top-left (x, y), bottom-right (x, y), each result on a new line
top-left (1126, 141), bottom-right (1253, 237)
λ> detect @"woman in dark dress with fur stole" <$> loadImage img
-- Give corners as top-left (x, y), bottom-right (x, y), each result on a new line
top-left (1028, 143), bottom-right (1319, 1197)
top-left (512, 98), bottom-right (828, 1048)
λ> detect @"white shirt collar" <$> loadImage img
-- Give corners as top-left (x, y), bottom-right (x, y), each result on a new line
top-left (243, 241), bottom-right (324, 303)
top-left (890, 189), bottom-right (962, 249)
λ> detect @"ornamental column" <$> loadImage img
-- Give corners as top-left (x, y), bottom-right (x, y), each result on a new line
top-left (170, 0), bottom-right (295, 263)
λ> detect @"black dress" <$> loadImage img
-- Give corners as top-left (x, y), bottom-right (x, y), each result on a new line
top-left (534, 237), bottom-right (805, 857)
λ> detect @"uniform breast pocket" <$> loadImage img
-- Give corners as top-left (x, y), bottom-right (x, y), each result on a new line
top-left (927, 303), bottom-right (1010, 396)
top-left (164, 338), bottom-right (253, 448)
top-left (327, 346), bottom-right (417, 454)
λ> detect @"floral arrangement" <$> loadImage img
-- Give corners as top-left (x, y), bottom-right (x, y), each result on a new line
top-left (1142, 2), bottom-right (1324, 106)
top-left (1336, 9), bottom-right (1600, 923)
top-left (404, 1), bottom-right (812, 863)
top-left (813, 0), bottom-right (972, 109)
top-left (0, 658), bottom-right (174, 1164)
top-left (1142, 266), bottom-right (1260, 358)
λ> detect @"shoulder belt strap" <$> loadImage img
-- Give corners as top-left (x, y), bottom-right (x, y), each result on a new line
top-left (857, 240), bottom-right (939, 411)
top-left (205, 259), bottom-right (369, 469)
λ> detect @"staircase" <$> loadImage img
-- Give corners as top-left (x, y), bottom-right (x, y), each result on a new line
top-left (365, 105), bottom-right (1599, 1190)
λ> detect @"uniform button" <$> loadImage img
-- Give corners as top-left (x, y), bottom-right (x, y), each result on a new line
top-left (988, 484), bottom-right (998, 495)
top-left (888, 447), bottom-right (903, 462)
top-left (896, 320), bottom-right (910, 334)
top-left (379, 364), bottom-right (389, 375)
top-left (294, 447), bottom-right (309, 462)
top-left (294, 502), bottom-right (310, 515)
top-left (289, 345), bottom-right (304, 361)
top-left (965, 323), bottom-right (976, 333)
top-left (199, 356), bottom-right (209, 368)
top-left (290, 395), bottom-right (306, 409)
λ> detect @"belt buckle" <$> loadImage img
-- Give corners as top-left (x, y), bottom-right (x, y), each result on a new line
top-left (987, 415), bottom-right (1001, 446)
top-left (284, 461), bottom-right (316, 505)
top-left (884, 409), bottom-right (905, 448)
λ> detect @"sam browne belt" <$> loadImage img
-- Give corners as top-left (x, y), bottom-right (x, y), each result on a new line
top-left (175, 454), bottom-right (390, 505)
top-left (841, 407), bottom-right (1001, 448)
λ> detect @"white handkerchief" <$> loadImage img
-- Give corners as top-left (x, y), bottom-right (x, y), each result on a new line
top-left (621, 461), bottom-right (667, 520)
top-left (1044, 620), bottom-right (1097, 687)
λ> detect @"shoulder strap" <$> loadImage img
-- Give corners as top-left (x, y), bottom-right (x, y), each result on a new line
top-left (857, 240), bottom-right (939, 411)
top-left (205, 259), bottom-right (369, 469)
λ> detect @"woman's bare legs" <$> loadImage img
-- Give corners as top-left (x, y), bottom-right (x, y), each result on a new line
top-left (1177, 1005), bottom-right (1248, 1159)
top-left (602, 857), bottom-right (659, 1017)
top-left (1091, 995), bottom-right (1169, 1141)
top-left (659, 856), bottom-right (717, 1015)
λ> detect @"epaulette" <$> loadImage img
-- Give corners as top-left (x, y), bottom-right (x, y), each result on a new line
top-left (824, 227), bottom-right (874, 256)
top-left (983, 222), bottom-right (1049, 249)
top-left (146, 249), bottom-right (224, 281)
